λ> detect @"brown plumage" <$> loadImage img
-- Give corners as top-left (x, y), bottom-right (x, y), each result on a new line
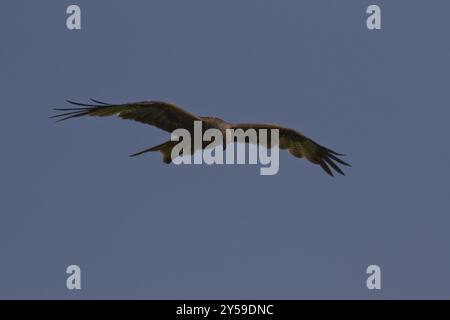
top-left (52, 99), bottom-right (351, 176)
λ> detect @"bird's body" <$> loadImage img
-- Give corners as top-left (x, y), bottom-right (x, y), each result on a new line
top-left (52, 99), bottom-right (351, 176)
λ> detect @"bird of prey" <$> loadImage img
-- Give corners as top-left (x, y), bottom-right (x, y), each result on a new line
top-left (52, 99), bottom-right (351, 176)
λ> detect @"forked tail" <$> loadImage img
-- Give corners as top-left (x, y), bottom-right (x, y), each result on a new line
top-left (129, 141), bottom-right (175, 164)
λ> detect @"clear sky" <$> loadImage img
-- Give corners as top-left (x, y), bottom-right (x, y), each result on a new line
top-left (0, 0), bottom-right (449, 299)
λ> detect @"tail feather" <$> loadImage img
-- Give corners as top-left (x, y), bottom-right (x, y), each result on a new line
top-left (129, 147), bottom-right (159, 157)
top-left (129, 141), bottom-right (174, 164)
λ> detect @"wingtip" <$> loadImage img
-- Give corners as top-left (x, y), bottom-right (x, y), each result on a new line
top-left (319, 161), bottom-right (334, 177)
top-left (89, 98), bottom-right (113, 105)
top-left (49, 115), bottom-right (63, 121)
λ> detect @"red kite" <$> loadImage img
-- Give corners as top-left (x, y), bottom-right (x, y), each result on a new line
top-left (52, 99), bottom-right (351, 176)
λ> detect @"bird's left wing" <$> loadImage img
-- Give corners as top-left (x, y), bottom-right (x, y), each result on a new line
top-left (230, 123), bottom-right (351, 176)
top-left (51, 99), bottom-right (201, 133)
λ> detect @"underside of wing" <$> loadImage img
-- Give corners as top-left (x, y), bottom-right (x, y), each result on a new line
top-left (51, 99), bottom-right (201, 133)
top-left (230, 123), bottom-right (351, 176)
top-left (283, 135), bottom-right (351, 176)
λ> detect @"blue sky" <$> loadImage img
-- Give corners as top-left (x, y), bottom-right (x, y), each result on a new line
top-left (0, 0), bottom-right (449, 299)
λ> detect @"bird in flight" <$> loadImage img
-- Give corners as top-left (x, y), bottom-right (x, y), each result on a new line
top-left (52, 99), bottom-right (351, 176)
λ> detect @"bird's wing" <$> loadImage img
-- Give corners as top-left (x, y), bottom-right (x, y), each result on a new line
top-left (51, 99), bottom-right (201, 133)
top-left (229, 123), bottom-right (351, 176)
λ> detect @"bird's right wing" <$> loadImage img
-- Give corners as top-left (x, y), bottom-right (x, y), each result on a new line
top-left (51, 99), bottom-right (201, 133)
top-left (230, 123), bottom-right (351, 176)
